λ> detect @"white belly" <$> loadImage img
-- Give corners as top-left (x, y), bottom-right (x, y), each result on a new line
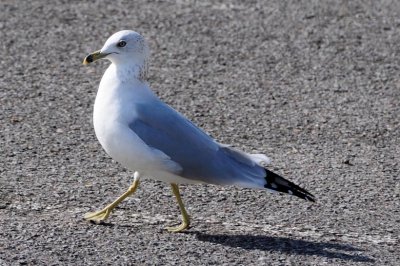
top-left (92, 69), bottom-right (193, 183)
top-left (90, 63), bottom-right (209, 185)
top-left (93, 99), bottom-right (201, 184)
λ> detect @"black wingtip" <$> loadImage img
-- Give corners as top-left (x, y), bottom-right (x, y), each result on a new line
top-left (264, 169), bottom-right (316, 202)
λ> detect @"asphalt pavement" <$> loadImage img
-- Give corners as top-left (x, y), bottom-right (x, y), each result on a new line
top-left (0, 0), bottom-right (399, 265)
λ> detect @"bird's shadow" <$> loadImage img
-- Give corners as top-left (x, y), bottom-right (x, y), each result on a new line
top-left (85, 220), bottom-right (374, 263)
top-left (187, 231), bottom-right (374, 263)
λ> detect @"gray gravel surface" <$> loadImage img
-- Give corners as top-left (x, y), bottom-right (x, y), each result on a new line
top-left (1, 0), bottom-right (399, 265)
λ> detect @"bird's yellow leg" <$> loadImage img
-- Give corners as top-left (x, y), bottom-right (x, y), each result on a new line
top-left (166, 183), bottom-right (190, 232)
top-left (84, 172), bottom-right (140, 223)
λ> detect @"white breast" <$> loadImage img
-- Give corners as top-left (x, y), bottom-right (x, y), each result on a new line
top-left (92, 65), bottom-right (163, 174)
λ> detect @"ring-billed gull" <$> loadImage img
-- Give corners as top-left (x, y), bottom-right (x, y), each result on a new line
top-left (83, 30), bottom-right (315, 232)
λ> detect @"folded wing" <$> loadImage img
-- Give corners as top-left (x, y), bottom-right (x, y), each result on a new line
top-left (129, 100), bottom-right (266, 185)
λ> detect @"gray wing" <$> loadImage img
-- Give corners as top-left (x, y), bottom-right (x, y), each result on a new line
top-left (129, 100), bottom-right (265, 185)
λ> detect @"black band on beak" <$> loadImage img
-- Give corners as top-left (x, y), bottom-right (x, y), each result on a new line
top-left (83, 50), bottom-right (108, 65)
top-left (85, 54), bottom-right (94, 64)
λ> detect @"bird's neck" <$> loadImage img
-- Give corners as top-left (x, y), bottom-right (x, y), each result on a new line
top-left (113, 60), bottom-right (148, 83)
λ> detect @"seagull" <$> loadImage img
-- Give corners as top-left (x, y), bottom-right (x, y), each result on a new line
top-left (83, 30), bottom-right (315, 232)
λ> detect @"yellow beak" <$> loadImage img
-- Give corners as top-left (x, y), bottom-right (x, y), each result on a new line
top-left (83, 50), bottom-right (108, 65)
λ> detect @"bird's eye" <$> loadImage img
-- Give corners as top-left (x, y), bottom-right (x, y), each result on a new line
top-left (117, 40), bottom-right (127, 47)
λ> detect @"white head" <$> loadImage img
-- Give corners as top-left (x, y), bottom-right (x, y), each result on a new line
top-left (83, 30), bottom-right (149, 80)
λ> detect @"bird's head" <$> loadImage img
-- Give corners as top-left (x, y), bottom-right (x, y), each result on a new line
top-left (83, 30), bottom-right (149, 68)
